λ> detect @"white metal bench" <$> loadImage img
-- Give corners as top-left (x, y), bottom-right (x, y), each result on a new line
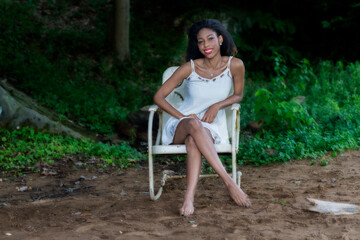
top-left (148, 66), bottom-right (242, 200)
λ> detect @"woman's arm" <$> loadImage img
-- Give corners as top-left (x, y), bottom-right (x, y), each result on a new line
top-left (201, 57), bottom-right (245, 123)
top-left (153, 62), bottom-right (192, 119)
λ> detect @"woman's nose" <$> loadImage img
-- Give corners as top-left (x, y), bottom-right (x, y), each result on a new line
top-left (204, 40), bottom-right (209, 48)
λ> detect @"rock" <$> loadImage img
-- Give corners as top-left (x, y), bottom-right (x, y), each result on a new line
top-left (16, 186), bottom-right (32, 192)
top-left (114, 106), bottom-right (159, 143)
top-left (41, 168), bottom-right (58, 176)
top-left (127, 107), bottom-right (153, 128)
top-left (120, 189), bottom-right (127, 196)
top-left (291, 96), bottom-right (306, 104)
top-left (79, 176), bottom-right (91, 181)
top-left (265, 149), bottom-right (278, 156)
top-left (246, 120), bottom-right (264, 133)
top-left (163, 170), bottom-right (176, 176)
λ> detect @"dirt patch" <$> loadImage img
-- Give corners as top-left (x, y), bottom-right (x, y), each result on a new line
top-left (1, 151), bottom-right (360, 240)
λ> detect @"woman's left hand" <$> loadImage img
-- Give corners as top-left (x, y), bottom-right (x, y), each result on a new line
top-left (202, 103), bottom-right (220, 123)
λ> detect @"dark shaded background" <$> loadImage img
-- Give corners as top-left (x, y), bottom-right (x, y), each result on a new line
top-left (132, 0), bottom-right (360, 65)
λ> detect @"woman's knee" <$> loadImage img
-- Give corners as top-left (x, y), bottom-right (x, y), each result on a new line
top-left (186, 118), bottom-right (203, 132)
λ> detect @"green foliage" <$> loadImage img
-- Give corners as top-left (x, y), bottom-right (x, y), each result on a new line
top-left (1, 1), bottom-right (360, 171)
top-left (239, 59), bottom-right (360, 165)
top-left (0, 1), bottom-right (186, 134)
top-left (319, 157), bottom-right (329, 166)
top-left (0, 127), bottom-right (144, 174)
top-left (227, 9), bottom-right (299, 73)
top-left (272, 51), bottom-right (287, 90)
top-left (254, 88), bottom-right (316, 132)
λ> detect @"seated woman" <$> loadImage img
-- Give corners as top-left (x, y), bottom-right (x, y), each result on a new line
top-left (153, 19), bottom-right (251, 216)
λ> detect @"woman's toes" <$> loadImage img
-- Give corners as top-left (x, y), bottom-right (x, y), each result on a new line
top-left (179, 199), bottom-right (194, 216)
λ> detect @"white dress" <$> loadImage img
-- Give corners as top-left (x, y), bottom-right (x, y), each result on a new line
top-left (162, 56), bottom-right (234, 145)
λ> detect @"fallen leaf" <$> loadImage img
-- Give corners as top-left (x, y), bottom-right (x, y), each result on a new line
top-left (16, 186), bottom-right (32, 192)
top-left (80, 212), bottom-right (92, 217)
top-left (120, 190), bottom-right (127, 196)
top-left (191, 223), bottom-right (199, 228)
top-left (41, 168), bottom-right (58, 176)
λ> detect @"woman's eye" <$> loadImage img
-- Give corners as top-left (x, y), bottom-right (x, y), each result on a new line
top-left (198, 41), bottom-right (203, 44)
top-left (209, 37), bottom-right (214, 40)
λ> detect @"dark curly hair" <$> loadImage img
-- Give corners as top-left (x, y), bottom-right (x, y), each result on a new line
top-left (185, 19), bottom-right (237, 61)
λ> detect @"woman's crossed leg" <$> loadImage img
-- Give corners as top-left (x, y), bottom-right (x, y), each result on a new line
top-left (172, 117), bottom-right (251, 216)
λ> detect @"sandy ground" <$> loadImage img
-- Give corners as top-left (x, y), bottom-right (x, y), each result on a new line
top-left (0, 150), bottom-right (360, 240)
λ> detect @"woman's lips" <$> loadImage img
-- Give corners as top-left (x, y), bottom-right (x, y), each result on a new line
top-left (204, 48), bottom-right (213, 54)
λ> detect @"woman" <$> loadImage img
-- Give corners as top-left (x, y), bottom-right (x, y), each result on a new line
top-left (153, 19), bottom-right (251, 216)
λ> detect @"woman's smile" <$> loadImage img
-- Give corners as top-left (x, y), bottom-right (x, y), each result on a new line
top-left (204, 48), bottom-right (213, 54)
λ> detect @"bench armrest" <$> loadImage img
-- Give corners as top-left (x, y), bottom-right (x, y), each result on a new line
top-left (231, 103), bottom-right (241, 111)
top-left (148, 104), bottom-right (159, 112)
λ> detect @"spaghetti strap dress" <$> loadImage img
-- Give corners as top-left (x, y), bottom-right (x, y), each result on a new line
top-left (161, 56), bottom-right (234, 145)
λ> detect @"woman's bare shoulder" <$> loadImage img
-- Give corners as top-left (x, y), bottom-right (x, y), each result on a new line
top-left (169, 61), bottom-right (192, 80)
top-left (230, 57), bottom-right (244, 69)
top-left (229, 57), bottom-right (245, 79)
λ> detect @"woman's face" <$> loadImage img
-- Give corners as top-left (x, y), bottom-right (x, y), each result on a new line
top-left (197, 28), bottom-right (223, 58)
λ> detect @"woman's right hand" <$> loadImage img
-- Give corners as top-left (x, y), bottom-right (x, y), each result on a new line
top-left (186, 114), bottom-right (200, 120)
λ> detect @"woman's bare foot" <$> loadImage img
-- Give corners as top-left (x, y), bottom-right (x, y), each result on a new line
top-left (227, 181), bottom-right (251, 207)
top-left (179, 198), bottom-right (195, 216)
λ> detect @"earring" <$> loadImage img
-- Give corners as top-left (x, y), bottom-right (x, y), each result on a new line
top-left (220, 42), bottom-right (222, 46)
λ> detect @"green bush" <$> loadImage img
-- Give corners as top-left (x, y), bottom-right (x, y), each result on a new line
top-left (239, 59), bottom-right (360, 166)
top-left (0, 127), bottom-right (144, 174)
top-left (253, 88), bottom-right (316, 132)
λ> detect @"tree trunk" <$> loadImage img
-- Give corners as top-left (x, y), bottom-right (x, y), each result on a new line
top-left (0, 80), bottom-right (96, 140)
top-left (114, 0), bottom-right (130, 62)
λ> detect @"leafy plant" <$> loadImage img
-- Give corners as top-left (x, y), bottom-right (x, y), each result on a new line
top-left (253, 88), bottom-right (316, 132)
top-left (0, 127), bottom-right (144, 175)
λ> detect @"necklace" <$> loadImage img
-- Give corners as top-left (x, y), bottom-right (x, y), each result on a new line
top-left (205, 57), bottom-right (222, 78)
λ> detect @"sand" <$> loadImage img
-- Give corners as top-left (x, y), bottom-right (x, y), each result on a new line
top-left (1, 150), bottom-right (360, 240)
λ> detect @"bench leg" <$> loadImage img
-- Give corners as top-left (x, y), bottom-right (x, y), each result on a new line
top-left (148, 152), bottom-right (166, 200)
top-left (237, 171), bottom-right (242, 187)
top-left (231, 147), bottom-right (242, 187)
top-left (232, 147), bottom-right (237, 185)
